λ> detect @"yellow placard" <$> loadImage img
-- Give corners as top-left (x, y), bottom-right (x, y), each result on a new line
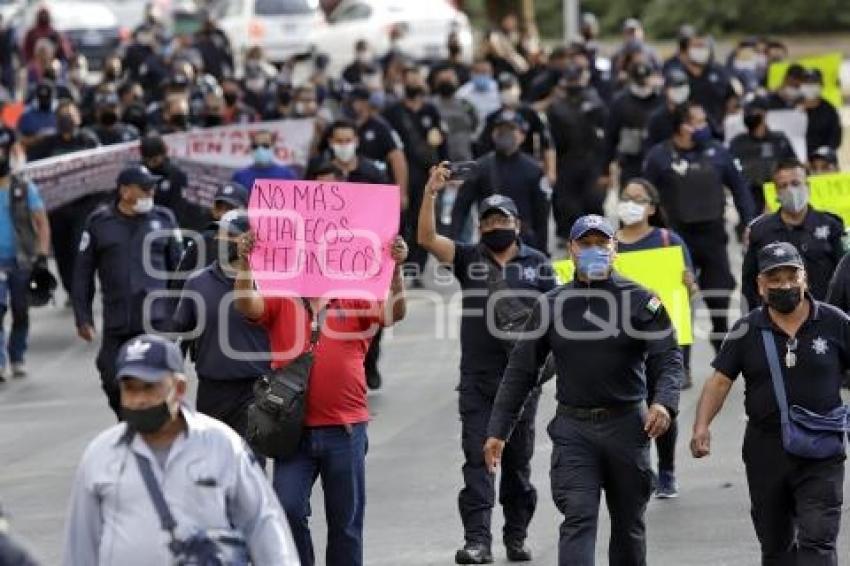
top-left (553, 247), bottom-right (693, 345)
top-left (763, 172), bottom-right (850, 225)
top-left (767, 52), bottom-right (843, 110)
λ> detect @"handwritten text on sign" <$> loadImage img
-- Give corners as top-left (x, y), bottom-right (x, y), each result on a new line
top-left (248, 180), bottom-right (400, 298)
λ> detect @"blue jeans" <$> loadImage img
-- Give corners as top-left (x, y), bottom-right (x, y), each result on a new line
top-left (273, 423), bottom-right (368, 566)
top-left (0, 264), bottom-right (31, 368)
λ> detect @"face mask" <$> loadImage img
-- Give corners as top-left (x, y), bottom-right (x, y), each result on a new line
top-left (766, 286), bottom-right (802, 314)
top-left (668, 85), bottom-right (689, 105)
top-left (36, 93), bottom-right (53, 111)
top-left (691, 125), bottom-right (712, 144)
top-left (480, 228), bottom-right (516, 252)
top-left (100, 110), bottom-right (118, 126)
top-left (500, 87), bottom-right (520, 107)
top-left (253, 146), bottom-right (274, 166)
top-left (630, 84), bottom-right (654, 99)
top-left (472, 74), bottom-right (490, 92)
top-left (204, 114), bottom-right (223, 127)
top-left (435, 81), bottom-right (456, 98)
top-left (133, 196), bottom-right (154, 214)
top-left (369, 90), bottom-right (385, 109)
top-left (493, 131), bottom-right (518, 155)
top-left (122, 389), bottom-right (175, 434)
top-left (576, 246), bottom-right (612, 280)
top-left (331, 142), bottom-right (357, 162)
top-left (688, 46), bottom-right (711, 66)
top-left (448, 44), bottom-right (461, 57)
top-left (356, 51), bottom-right (371, 65)
top-left (743, 111), bottom-right (764, 131)
top-left (170, 114), bottom-right (188, 128)
top-left (733, 59), bottom-right (758, 72)
top-left (57, 115), bottom-right (76, 135)
top-left (800, 84), bottom-right (821, 101)
top-left (781, 86), bottom-right (801, 101)
top-left (294, 101), bottom-right (311, 116)
top-left (223, 92), bottom-right (238, 106)
top-left (145, 159), bottom-right (166, 175)
top-left (565, 84), bottom-right (583, 97)
top-left (617, 201), bottom-right (647, 226)
top-left (404, 85), bottom-right (425, 99)
top-left (245, 77), bottom-right (266, 93)
top-left (226, 240), bottom-right (241, 264)
top-left (778, 183), bottom-right (808, 213)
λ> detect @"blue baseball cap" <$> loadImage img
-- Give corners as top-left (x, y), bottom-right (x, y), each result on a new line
top-left (116, 334), bottom-right (184, 383)
top-left (117, 164), bottom-right (160, 189)
top-left (570, 214), bottom-right (615, 241)
top-left (214, 181), bottom-right (249, 208)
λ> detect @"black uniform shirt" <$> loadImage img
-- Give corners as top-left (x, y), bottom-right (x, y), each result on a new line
top-left (487, 273), bottom-right (683, 440)
top-left (713, 298), bottom-right (850, 430)
top-left (356, 115), bottom-right (403, 164)
top-left (743, 209), bottom-right (845, 308)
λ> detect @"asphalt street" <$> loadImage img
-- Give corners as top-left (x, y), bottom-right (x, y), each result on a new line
top-left (1, 240), bottom-right (849, 566)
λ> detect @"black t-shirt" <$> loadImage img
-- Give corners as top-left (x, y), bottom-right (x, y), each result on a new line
top-left (357, 115), bottom-right (403, 164)
top-left (28, 129), bottom-right (99, 160)
top-left (91, 123), bottom-right (140, 146)
top-left (712, 299), bottom-right (850, 430)
top-left (451, 241), bottom-right (556, 376)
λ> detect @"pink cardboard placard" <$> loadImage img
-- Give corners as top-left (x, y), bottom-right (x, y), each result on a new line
top-left (248, 179), bottom-right (401, 299)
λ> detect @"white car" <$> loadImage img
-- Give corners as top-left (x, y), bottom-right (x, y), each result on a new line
top-left (312, 0), bottom-right (474, 77)
top-left (216, 0), bottom-right (323, 66)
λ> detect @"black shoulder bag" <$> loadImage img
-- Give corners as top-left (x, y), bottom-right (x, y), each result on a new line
top-left (134, 451), bottom-right (250, 565)
top-left (246, 300), bottom-right (326, 460)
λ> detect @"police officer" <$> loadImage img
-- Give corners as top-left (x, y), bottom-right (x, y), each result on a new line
top-left (643, 102), bottom-right (756, 351)
top-left (72, 165), bottom-right (182, 418)
top-left (546, 62), bottom-right (608, 243)
top-left (418, 164), bottom-right (557, 564)
top-left (484, 215), bottom-right (682, 566)
top-left (451, 111), bottom-right (551, 254)
top-left (62, 334), bottom-right (298, 565)
top-left (742, 159), bottom-right (844, 310)
top-left (729, 97), bottom-right (796, 212)
top-left (604, 61), bottom-right (663, 185)
top-left (172, 211), bottom-right (270, 446)
top-left (173, 180), bottom-right (248, 284)
top-left (809, 145), bottom-right (840, 175)
top-left (692, 242), bottom-right (847, 565)
top-left (307, 119), bottom-right (391, 185)
top-left (90, 91), bottom-right (140, 146)
top-left (646, 69), bottom-right (690, 149)
top-left (139, 135), bottom-right (196, 230)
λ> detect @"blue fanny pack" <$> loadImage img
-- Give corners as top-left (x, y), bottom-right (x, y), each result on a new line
top-left (761, 329), bottom-right (849, 459)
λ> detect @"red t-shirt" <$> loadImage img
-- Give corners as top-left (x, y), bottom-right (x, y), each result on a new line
top-left (257, 297), bottom-right (384, 426)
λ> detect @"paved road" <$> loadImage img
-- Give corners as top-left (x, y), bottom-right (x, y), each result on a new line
top-left (1, 248), bottom-right (849, 565)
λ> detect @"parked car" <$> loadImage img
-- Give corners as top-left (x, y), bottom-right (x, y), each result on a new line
top-left (312, 0), bottom-right (474, 76)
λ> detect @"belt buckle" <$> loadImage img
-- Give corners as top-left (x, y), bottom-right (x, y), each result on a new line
top-left (588, 407), bottom-right (608, 421)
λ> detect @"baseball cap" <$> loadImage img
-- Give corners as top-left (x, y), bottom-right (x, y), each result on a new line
top-left (216, 208), bottom-right (250, 236)
top-left (497, 72), bottom-right (519, 91)
top-left (116, 334), bottom-right (184, 383)
top-left (492, 109), bottom-right (529, 132)
top-left (94, 91), bottom-right (120, 107)
top-left (809, 145), bottom-right (838, 166)
top-left (629, 61), bottom-right (652, 82)
top-left (479, 194), bottom-right (518, 221)
top-left (570, 214), bottom-right (615, 241)
top-left (623, 18), bottom-right (642, 31)
top-left (117, 164), bottom-right (160, 189)
top-left (802, 68), bottom-right (823, 84)
top-left (757, 242), bottom-right (804, 274)
top-left (665, 68), bottom-right (689, 87)
top-left (214, 181), bottom-right (249, 208)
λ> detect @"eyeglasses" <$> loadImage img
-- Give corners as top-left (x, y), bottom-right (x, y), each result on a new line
top-left (251, 143), bottom-right (272, 150)
top-left (620, 196), bottom-right (652, 205)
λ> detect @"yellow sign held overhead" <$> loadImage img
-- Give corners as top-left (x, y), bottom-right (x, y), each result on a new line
top-left (553, 246), bottom-right (693, 345)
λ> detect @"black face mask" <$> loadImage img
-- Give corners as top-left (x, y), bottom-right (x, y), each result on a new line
top-left (565, 84), bottom-right (584, 97)
top-left (481, 228), bottom-right (517, 252)
top-left (493, 131), bottom-right (518, 155)
top-left (0, 157), bottom-right (9, 177)
top-left (223, 92), bottom-right (239, 106)
top-left (36, 94), bottom-right (53, 112)
top-left (204, 114), bottom-right (223, 127)
top-left (743, 111), bottom-right (764, 132)
top-left (434, 81), bottom-right (456, 98)
top-left (99, 110), bottom-right (118, 126)
top-left (404, 85), bottom-right (425, 100)
top-left (448, 44), bottom-right (461, 57)
top-left (226, 241), bottom-right (240, 264)
top-left (170, 114), bottom-right (188, 128)
top-left (766, 287), bottom-right (802, 314)
top-left (122, 401), bottom-right (173, 434)
top-left (144, 158), bottom-right (167, 175)
top-left (57, 115), bottom-right (76, 135)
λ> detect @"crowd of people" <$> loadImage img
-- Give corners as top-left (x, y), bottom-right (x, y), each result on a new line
top-left (0, 3), bottom-right (849, 566)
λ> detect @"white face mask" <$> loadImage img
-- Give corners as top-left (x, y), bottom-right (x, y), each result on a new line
top-left (800, 84), bottom-right (822, 101)
top-left (782, 85), bottom-right (801, 101)
top-left (778, 183), bottom-right (809, 214)
top-left (133, 196), bottom-right (154, 214)
top-left (500, 87), bottom-right (521, 107)
top-left (617, 200), bottom-right (647, 226)
top-left (668, 85), bottom-right (690, 105)
top-left (331, 142), bottom-right (357, 163)
top-left (688, 46), bottom-right (711, 66)
top-left (630, 84), bottom-right (654, 99)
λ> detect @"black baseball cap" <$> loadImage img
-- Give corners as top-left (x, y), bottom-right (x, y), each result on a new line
top-left (570, 214), bottom-right (615, 240)
top-left (116, 334), bottom-right (184, 383)
top-left (497, 72), bottom-right (519, 91)
top-left (117, 164), bottom-right (160, 189)
top-left (214, 181), bottom-right (249, 208)
top-left (757, 242), bottom-right (804, 274)
top-left (479, 194), bottom-right (518, 221)
top-left (809, 145), bottom-right (838, 165)
top-left (216, 209), bottom-right (250, 236)
top-left (492, 109), bottom-right (529, 132)
top-left (665, 68), bottom-right (689, 87)
top-left (629, 61), bottom-right (652, 82)
top-left (140, 135), bottom-right (168, 158)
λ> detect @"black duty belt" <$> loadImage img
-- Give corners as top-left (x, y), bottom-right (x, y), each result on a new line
top-left (557, 401), bottom-right (643, 422)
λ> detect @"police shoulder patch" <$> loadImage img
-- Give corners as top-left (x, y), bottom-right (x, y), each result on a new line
top-left (646, 295), bottom-right (662, 314)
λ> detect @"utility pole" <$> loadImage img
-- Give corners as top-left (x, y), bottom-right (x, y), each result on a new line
top-left (563, 0), bottom-right (579, 42)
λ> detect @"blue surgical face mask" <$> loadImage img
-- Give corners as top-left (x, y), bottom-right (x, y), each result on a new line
top-left (691, 125), bottom-right (712, 144)
top-left (576, 246), bottom-right (612, 280)
top-left (472, 74), bottom-right (491, 92)
top-left (253, 146), bottom-right (274, 166)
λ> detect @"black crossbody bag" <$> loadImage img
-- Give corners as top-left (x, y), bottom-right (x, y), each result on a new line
top-left (246, 300), bottom-right (326, 459)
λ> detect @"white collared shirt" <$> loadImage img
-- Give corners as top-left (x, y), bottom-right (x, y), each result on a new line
top-left (61, 407), bottom-right (299, 566)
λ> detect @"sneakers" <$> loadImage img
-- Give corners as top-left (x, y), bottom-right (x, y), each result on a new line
top-left (505, 540), bottom-right (533, 562)
top-left (655, 470), bottom-right (679, 499)
top-left (455, 543), bottom-right (493, 564)
top-left (366, 368), bottom-right (382, 390)
top-left (11, 363), bottom-right (26, 378)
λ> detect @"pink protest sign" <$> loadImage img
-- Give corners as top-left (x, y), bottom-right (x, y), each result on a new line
top-left (248, 179), bottom-right (400, 299)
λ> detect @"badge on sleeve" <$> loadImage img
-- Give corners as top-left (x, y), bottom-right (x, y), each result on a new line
top-left (646, 296), bottom-right (662, 314)
top-left (78, 231), bottom-right (90, 252)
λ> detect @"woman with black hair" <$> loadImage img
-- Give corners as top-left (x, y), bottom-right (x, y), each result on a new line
top-left (615, 177), bottom-right (697, 500)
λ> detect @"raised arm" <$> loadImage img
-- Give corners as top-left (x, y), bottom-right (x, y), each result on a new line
top-left (417, 162), bottom-right (456, 265)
